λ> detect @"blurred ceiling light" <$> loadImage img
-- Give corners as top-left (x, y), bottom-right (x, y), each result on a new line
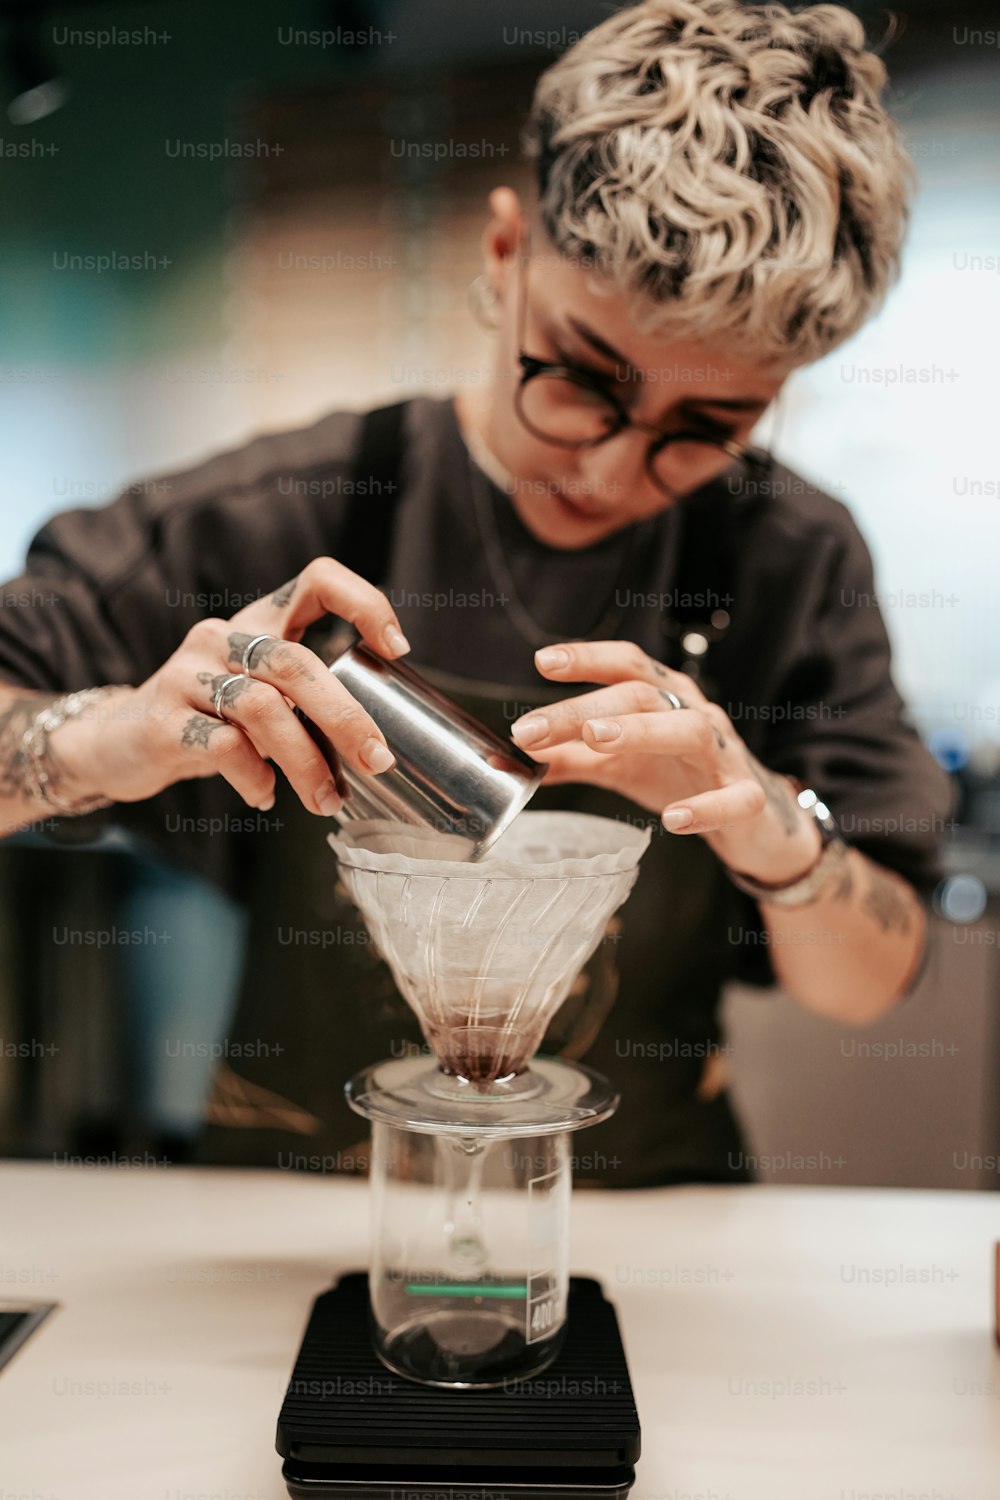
top-left (933, 873), bottom-right (987, 926)
top-left (5, 21), bottom-right (69, 125)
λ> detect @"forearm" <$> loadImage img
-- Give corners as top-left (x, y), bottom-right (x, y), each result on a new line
top-left (756, 848), bottom-right (926, 1025)
top-left (706, 758), bottom-right (927, 1025)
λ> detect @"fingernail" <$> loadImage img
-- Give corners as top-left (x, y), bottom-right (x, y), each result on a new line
top-left (535, 647), bottom-right (569, 671)
top-left (663, 807), bottom-right (694, 831)
top-left (258, 793), bottom-right (276, 812)
top-left (511, 715), bottom-right (548, 747)
top-left (384, 625), bottom-right (411, 656)
top-left (316, 781), bottom-right (343, 816)
top-left (361, 738), bottom-right (396, 774)
top-left (587, 718), bottom-right (621, 743)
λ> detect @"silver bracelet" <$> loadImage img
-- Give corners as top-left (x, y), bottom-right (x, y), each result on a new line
top-left (20, 686), bottom-right (124, 817)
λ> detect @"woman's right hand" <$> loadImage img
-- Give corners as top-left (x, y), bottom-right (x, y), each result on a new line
top-left (61, 557), bottom-right (410, 815)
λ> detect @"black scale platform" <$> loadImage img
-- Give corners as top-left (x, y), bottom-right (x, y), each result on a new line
top-left (276, 1273), bottom-right (641, 1499)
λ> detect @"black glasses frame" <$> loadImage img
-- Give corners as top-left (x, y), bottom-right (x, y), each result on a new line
top-left (512, 247), bottom-right (767, 497)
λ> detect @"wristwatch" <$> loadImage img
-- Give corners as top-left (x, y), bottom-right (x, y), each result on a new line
top-left (724, 785), bottom-right (849, 908)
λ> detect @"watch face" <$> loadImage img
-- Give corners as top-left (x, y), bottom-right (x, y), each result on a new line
top-left (814, 802), bottom-right (841, 842)
top-left (795, 785), bottom-right (840, 843)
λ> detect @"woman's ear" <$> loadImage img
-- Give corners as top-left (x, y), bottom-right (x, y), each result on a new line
top-left (480, 187), bottom-right (526, 294)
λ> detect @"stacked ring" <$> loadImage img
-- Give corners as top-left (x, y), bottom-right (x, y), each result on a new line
top-left (212, 674), bottom-right (246, 722)
top-left (659, 689), bottom-right (686, 710)
top-left (241, 633), bottom-right (275, 675)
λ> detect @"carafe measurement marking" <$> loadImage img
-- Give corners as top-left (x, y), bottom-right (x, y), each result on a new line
top-left (526, 1167), bottom-right (562, 1343)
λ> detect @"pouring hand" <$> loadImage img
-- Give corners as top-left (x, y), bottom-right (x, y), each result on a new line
top-left (55, 557), bottom-right (409, 817)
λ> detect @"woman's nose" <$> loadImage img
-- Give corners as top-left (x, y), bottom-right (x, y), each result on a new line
top-left (579, 429), bottom-right (656, 508)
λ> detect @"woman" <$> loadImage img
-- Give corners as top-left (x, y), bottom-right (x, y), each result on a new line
top-left (0, 0), bottom-right (950, 1185)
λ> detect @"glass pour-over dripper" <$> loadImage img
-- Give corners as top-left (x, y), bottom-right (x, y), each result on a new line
top-left (328, 811), bottom-right (651, 1090)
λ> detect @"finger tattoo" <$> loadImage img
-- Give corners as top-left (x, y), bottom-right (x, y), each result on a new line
top-left (226, 632), bottom-right (292, 672)
top-left (651, 661), bottom-right (726, 747)
top-left (181, 713), bottom-right (228, 750)
top-left (269, 576), bottom-right (298, 608)
top-left (197, 671), bottom-right (255, 714)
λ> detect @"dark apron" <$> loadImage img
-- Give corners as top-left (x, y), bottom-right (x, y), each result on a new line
top-left (196, 654), bottom-right (751, 1189)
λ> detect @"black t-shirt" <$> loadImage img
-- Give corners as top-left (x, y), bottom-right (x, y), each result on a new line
top-left (0, 397), bottom-right (953, 1186)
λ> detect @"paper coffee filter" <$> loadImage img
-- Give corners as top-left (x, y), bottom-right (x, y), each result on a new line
top-left (328, 812), bottom-right (651, 1086)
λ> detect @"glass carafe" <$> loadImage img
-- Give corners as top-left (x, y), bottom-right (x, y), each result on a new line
top-left (347, 1052), bottom-right (618, 1388)
top-left (368, 1123), bottom-right (569, 1385)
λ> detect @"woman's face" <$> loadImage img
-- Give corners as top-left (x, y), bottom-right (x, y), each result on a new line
top-left (477, 193), bottom-right (787, 552)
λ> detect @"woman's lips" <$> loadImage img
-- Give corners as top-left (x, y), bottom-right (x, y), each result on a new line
top-left (550, 488), bottom-right (613, 523)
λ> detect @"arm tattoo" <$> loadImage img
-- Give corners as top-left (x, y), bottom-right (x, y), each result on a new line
top-left (181, 713), bottom-right (228, 750)
top-left (196, 671), bottom-right (255, 714)
top-left (862, 864), bottom-right (916, 935)
top-left (831, 859), bottom-right (855, 903)
top-left (748, 756), bottom-right (800, 837)
top-left (269, 575), bottom-right (298, 608)
top-left (0, 692), bottom-right (60, 801)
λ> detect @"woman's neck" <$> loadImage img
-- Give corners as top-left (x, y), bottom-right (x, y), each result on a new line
top-left (453, 390), bottom-right (512, 490)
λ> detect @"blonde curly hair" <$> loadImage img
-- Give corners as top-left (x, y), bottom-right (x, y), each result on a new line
top-left (524, 0), bottom-right (913, 370)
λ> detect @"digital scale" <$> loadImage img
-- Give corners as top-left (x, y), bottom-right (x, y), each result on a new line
top-left (276, 1273), bottom-right (641, 1500)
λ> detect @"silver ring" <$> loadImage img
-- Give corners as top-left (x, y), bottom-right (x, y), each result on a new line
top-left (212, 674), bottom-right (246, 722)
top-left (659, 689), bottom-right (686, 711)
top-left (241, 633), bottom-right (274, 675)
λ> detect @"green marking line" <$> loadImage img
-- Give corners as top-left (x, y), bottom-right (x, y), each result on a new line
top-left (405, 1283), bottom-right (528, 1298)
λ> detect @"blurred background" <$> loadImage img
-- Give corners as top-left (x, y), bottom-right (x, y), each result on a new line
top-left (1, 0), bottom-right (998, 1184)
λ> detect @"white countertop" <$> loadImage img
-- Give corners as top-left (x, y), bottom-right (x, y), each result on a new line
top-left (1, 1163), bottom-right (999, 1499)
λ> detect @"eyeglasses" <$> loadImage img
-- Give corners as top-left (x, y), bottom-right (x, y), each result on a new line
top-left (513, 250), bottom-right (766, 498)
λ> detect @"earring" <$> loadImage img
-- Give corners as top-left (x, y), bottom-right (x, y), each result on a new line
top-left (467, 274), bottom-right (501, 331)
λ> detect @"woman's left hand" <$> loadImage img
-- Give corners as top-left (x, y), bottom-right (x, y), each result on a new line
top-left (510, 640), bottom-right (822, 885)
